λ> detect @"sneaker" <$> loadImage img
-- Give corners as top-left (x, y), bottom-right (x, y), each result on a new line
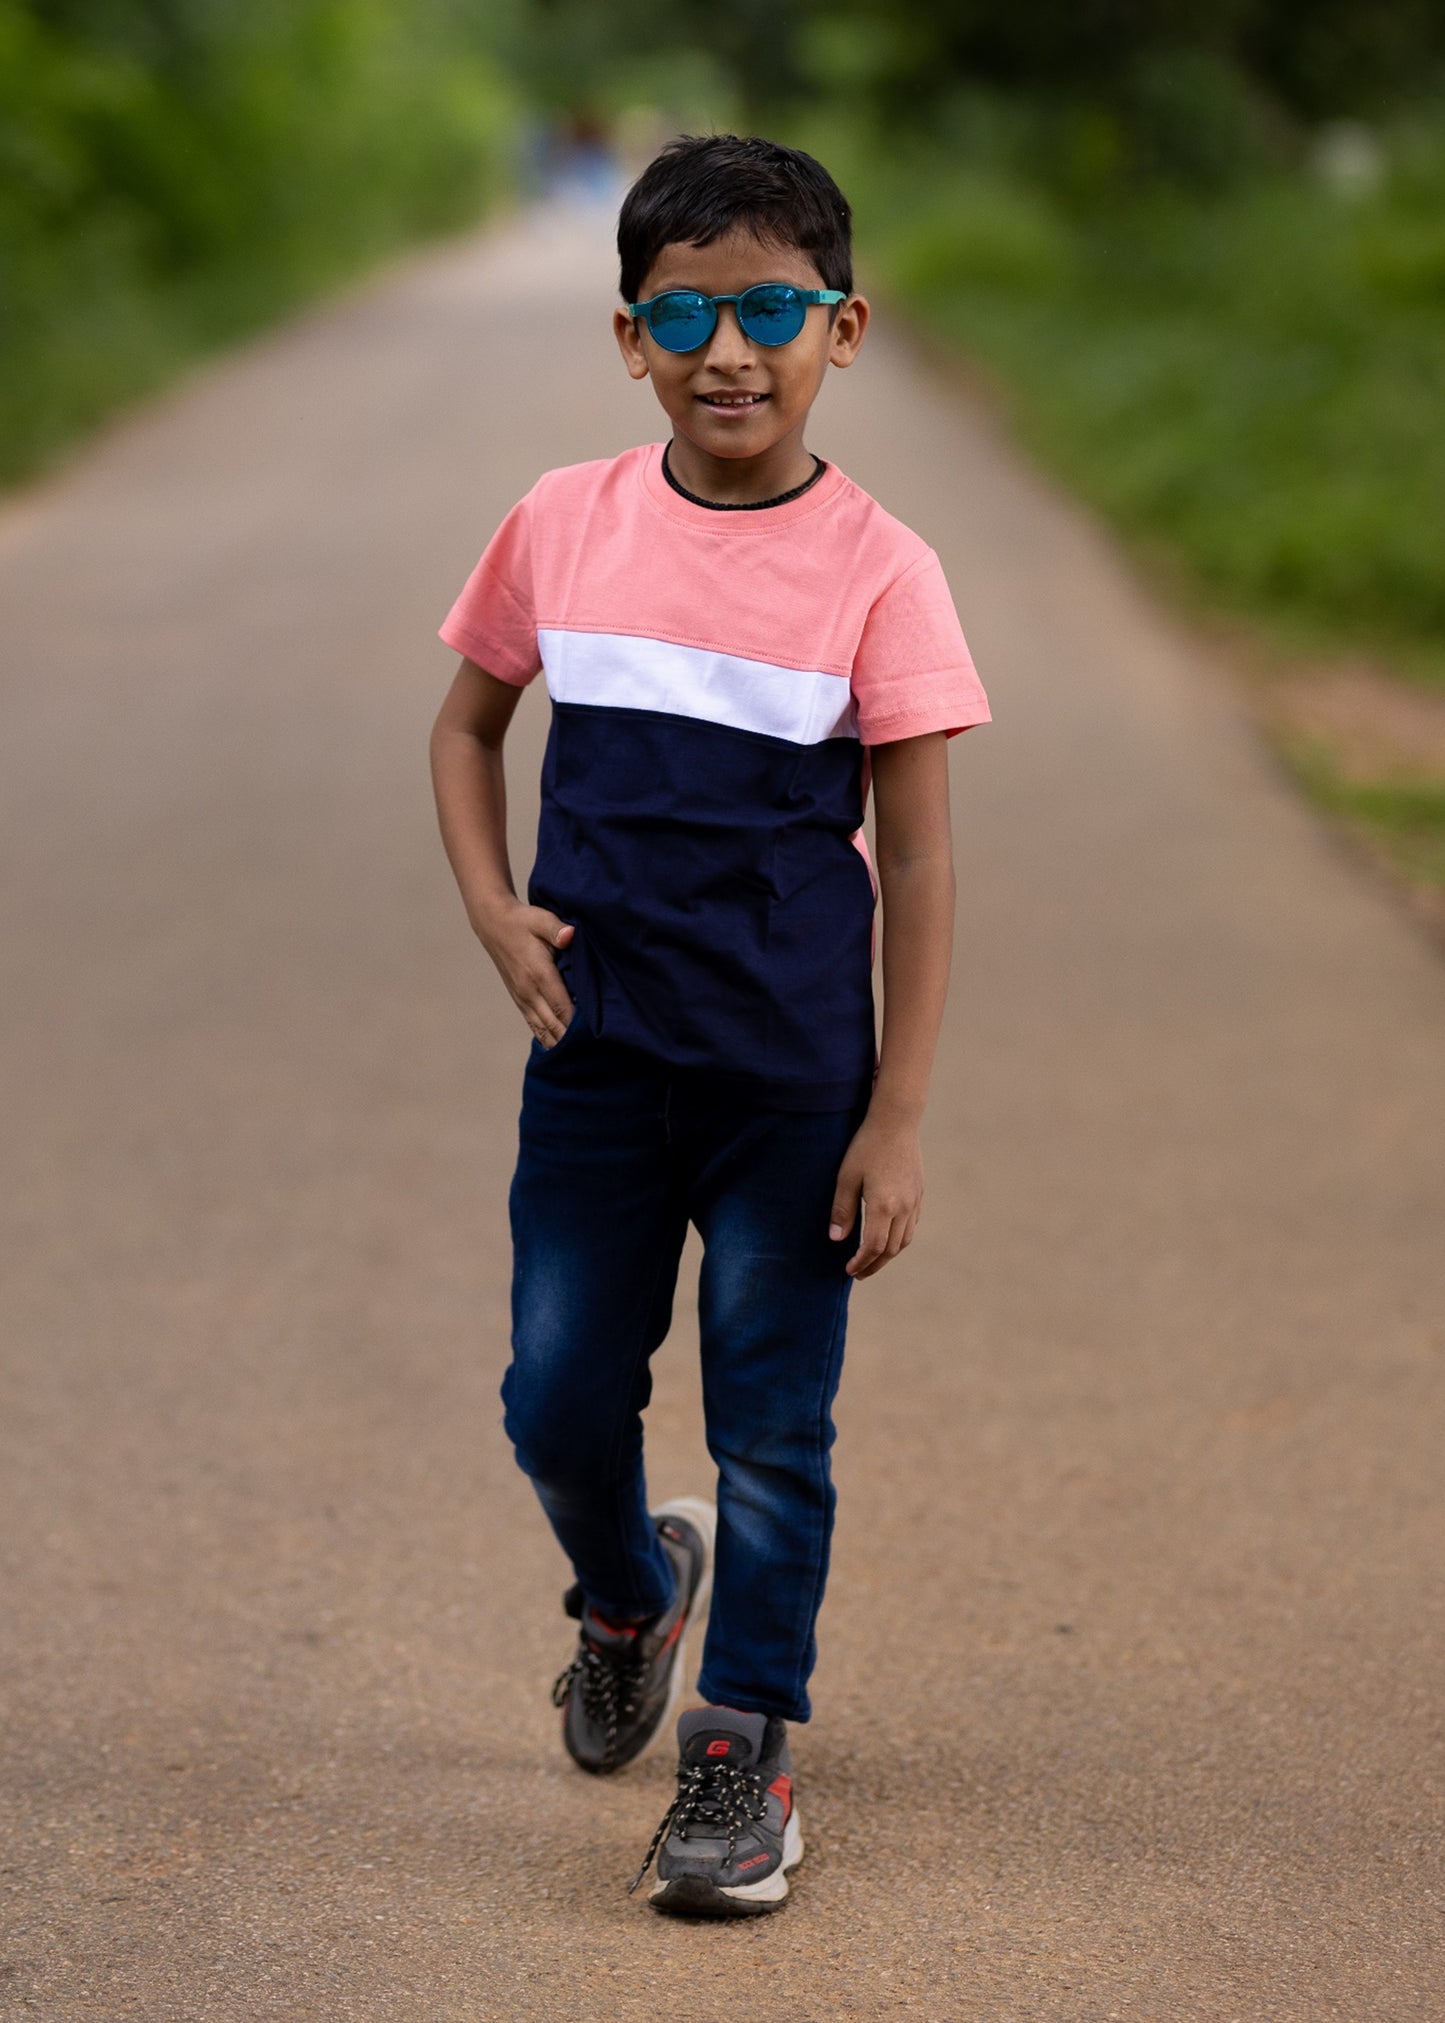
top-left (551, 1497), bottom-right (715, 1775)
top-left (629, 1707), bottom-right (804, 1916)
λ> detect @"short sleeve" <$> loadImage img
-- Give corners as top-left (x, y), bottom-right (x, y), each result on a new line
top-left (851, 549), bottom-right (991, 744)
top-left (437, 488), bottom-right (542, 687)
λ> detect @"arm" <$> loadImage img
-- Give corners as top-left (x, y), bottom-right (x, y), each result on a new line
top-left (828, 731), bottom-right (956, 1278)
top-left (428, 656), bottom-right (576, 1047)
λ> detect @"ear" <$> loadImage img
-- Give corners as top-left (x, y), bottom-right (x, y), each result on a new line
top-left (614, 307), bottom-right (651, 381)
top-left (828, 293), bottom-right (870, 369)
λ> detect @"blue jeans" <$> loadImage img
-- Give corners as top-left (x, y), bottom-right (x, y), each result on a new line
top-left (502, 1020), bottom-right (870, 1723)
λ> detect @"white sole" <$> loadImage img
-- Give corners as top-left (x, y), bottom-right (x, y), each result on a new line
top-left (719, 1807), bottom-right (805, 1904)
top-left (649, 1807), bottom-right (805, 1913)
top-left (639, 1496), bottom-right (716, 1763)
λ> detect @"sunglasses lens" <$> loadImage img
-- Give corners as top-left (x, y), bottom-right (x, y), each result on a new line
top-left (647, 292), bottom-right (714, 352)
top-left (738, 285), bottom-right (807, 346)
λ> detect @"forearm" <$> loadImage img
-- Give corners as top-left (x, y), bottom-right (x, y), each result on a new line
top-left (429, 722), bottom-right (518, 940)
top-left (869, 850), bottom-right (956, 1124)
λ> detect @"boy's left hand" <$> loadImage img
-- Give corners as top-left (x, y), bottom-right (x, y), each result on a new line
top-left (828, 1109), bottom-right (924, 1279)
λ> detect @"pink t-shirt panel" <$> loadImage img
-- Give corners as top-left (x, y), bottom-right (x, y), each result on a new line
top-left (438, 441), bottom-right (991, 745)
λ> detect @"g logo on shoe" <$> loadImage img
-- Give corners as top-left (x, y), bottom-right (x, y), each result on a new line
top-left (706, 1739), bottom-right (731, 1757)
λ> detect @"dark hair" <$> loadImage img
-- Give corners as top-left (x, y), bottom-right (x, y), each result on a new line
top-left (617, 133), bottom-right (853, 306)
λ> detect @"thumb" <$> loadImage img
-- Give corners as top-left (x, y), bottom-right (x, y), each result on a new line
top-left (552, 919), bottom-right (575, 946)
top-left (829, 1163), bottom-right (862, 1242)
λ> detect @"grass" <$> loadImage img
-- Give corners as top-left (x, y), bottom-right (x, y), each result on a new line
top-left (1281, 742), bottom-right (1445, 904)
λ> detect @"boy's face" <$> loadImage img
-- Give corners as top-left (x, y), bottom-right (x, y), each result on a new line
top-left (613, 225), bottom-right (868, 465)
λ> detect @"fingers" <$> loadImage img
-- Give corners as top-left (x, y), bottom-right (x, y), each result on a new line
top-left (845, 1199), bottom-right (921, 1280)
top-left (522, 911), bottom-right (574, 1046)
top-left (831, 1159), bottom-right (921, 1278)
top-left (828, 1160), bottom-right (863, 1244)
top-left (524, 988), bottom-right (574, 1047)
top-left (530, 908), bottom-right (574, 950)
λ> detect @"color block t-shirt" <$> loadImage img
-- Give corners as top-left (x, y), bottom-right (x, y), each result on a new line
top-left (438, 439), bottom-right (990, 1109)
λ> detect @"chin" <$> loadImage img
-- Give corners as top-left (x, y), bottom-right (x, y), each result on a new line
top-left (683, 421), bottom-right (788, 456)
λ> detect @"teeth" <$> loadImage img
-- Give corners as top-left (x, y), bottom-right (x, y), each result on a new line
top-left (704, 395), bottom-right (762, 405)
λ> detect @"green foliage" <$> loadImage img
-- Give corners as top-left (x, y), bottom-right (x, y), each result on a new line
top-left (0, 0), bottom-right (521, 485)
top-left (787, 99), bottom-right (1445, 668)
top-left (1120, 50), bottom-right (1287, 190)
top-left (495, 0), bottom-right (803, 126)
top-left (1283, 740), bottom-right (1445, 889)
top-left (792, 0), bottom-right (1445, 126)
top-left (884, 177), bottom-right (1076, 296)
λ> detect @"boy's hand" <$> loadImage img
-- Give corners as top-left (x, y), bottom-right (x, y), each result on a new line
top-left (828, 1108), bottom-right (924, 1279)
top-left (475, 899), bottom-right (576, 1047)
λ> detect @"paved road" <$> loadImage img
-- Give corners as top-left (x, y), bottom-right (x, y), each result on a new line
top-left (3, 195), bottom-right (1443, 2020)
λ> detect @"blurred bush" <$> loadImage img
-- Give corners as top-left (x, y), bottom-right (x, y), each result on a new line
top-left (884, 177), bottom-right (1076, 296)
top-left (791, 0), bottom-right (1445, 131)
top-left (787, 92), bottom-right (1445, 669)
top-left (1119, 51), bottom-right (1287, 191)
top-left (0, 0), bottom-right (521, 484)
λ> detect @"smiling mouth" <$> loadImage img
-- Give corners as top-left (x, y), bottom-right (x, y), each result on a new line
top-left (697, 393), bottom-right (769, 409)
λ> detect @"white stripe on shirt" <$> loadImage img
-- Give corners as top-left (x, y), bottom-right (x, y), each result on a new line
top-left (539, 627), bottom-right (859, 745)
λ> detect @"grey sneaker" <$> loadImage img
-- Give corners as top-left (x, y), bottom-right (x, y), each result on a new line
top-left (551, 1497), bottom-right (715, 1776)
top-left (629, 1707), bottom-right (803, 1915)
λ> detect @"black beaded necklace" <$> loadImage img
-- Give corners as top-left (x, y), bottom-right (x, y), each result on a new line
top-left (662, 438), bottom-right (827, 510)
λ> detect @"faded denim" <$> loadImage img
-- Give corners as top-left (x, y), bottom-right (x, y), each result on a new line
top-left (502, 1017), bottom-right (869, 1723)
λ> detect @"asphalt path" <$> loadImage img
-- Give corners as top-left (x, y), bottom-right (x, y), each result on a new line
top-left (3, 193), bottom-right (1443, 2019)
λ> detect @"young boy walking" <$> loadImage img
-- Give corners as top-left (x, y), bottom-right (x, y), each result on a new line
top-left (429, 132), bottom-right (990, 1915)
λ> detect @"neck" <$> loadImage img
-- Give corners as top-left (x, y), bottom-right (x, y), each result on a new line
top-left (664, 427), bottom-right (818, 505)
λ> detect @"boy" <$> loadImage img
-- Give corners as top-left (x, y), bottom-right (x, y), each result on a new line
top-left (429, 132), bottom-right (990, 1915)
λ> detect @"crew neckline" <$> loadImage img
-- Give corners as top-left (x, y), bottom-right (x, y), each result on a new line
top-left (640, 438), bottom-right (845, 531)
top-left (662, 438), bottom-right (827, 511)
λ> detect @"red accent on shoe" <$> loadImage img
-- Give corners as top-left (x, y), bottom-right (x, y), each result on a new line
top-left (735, 1852), bottom-right (771, 1871)
top-left (706, 1738), bottom-right (731, 1757)
top-left (588, 1615), bottom-right (640, 1638)
top-left (659, 1615), bottom-right (685, 1653)
top-left (768, 1772), bottom-right (793, 1819)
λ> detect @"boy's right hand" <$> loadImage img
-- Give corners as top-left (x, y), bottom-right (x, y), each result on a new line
top-left (474, 899), bottom-right (576, 1047)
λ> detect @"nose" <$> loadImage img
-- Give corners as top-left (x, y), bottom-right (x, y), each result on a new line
top-left (699, 301), bottom-right (755, 371)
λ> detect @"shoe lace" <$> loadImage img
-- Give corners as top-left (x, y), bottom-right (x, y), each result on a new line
top-left (551, 1638), bottom-right (651, 1769)
top-left (627, 1758), bottom-right (768, 1895)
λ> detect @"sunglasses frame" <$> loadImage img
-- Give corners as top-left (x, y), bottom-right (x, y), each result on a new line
top-left (627, 284), bottom-right (848, 353)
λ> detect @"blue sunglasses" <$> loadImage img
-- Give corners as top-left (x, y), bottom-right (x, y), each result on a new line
top-left (627, 283), bottom-right (847, 353)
